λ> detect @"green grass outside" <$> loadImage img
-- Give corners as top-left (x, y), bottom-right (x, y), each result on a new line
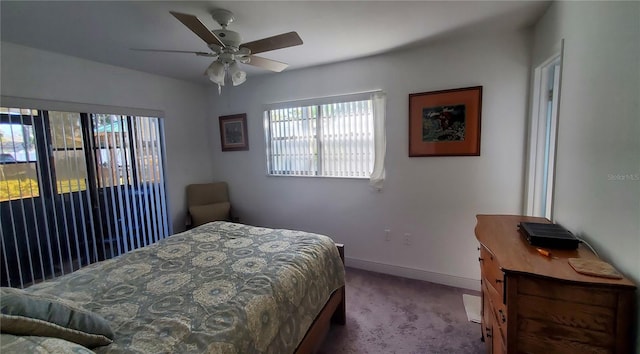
top-left (1, 179), bottom-right (87, 202)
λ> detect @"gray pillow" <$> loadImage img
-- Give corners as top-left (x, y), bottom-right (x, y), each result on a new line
top-left (0, 287), bottom-right (114, 348)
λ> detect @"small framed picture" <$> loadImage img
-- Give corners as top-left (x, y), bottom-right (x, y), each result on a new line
top-left (409, 86), bottom-right (482, 157)
top-left (219, 114), bottom-right (249, 151)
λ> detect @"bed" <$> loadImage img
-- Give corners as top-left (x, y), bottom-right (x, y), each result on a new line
top-left (0, 221), bottom-right (346, 353)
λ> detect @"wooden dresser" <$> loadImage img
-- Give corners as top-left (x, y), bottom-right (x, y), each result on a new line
top-left (475, 215), bottom-right (636, 354)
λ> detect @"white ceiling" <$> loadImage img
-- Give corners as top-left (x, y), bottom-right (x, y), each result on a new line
top-left (1, 1), bottom-right (550, 84)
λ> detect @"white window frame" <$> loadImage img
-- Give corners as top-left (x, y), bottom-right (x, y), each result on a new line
top-left (263, 91), bottom-right (386, 187)
top-left (525, 41), bottom-right (564, 220)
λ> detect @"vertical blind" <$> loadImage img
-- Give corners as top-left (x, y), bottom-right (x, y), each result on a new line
top-left (265, 92), bottom-right (385, 180)
top-left (267, 105), bottom-right (319, 176)
top-left (0, 107), bottom-right (170, 288)
top-left (320, 100), bottom-right (373, 177)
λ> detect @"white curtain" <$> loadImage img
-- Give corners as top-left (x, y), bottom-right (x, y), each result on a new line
top-left (369, 91), bottom-right (386, 190)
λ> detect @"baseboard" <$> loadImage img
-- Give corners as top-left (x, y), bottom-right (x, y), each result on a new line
top-left (345, 257), bottom-right (481, 292)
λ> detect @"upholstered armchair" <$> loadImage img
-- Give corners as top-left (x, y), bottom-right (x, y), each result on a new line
top-left (185, 182), bottom-right (232, 228)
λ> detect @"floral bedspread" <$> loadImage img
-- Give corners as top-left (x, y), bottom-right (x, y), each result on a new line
top-left (24, 222), bottom-right (345, 354)
top-left (1, 333), bottom-right (96, 353)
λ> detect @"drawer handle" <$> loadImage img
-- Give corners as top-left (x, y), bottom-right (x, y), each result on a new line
top-left (478, 257), bottom-right (484, 262)
top-left (499, 309), bottom-right (506, 323)
top-left (495, 279), bottom-right (503, 284)
top-left (485, 327), bottom-right (492, 338)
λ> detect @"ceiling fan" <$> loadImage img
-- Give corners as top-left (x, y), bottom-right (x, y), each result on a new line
top-left (135, 9), bottom-right (303, 89)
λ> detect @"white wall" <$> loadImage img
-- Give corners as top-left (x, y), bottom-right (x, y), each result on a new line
top-left (208, 30), bottom-right (532, 290)
top-left (533, 0), bottom-right (640, 345)
top-left (0, 42), bottom-right (215, 231)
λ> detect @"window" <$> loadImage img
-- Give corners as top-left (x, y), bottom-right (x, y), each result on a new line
top-left (264, 92), bottom-right (386, 186)
top-left (93, 114), bottom-right (132, 187)
top-left (1, 106), bottom-right (170, 288)
top-left (0, 120), bottom-right (39, 201)
top-left (49, 111), bottom-right (88, 194)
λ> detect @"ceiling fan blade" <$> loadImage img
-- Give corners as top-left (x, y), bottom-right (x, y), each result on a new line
top-left (131, 48), bottom-right (213, 56)
top-left (170, 11), bottom-right (223, 47)
top-left (246, 55), bottom-right (289, 72)
top-left (241, 31), bottom-right (303, 55)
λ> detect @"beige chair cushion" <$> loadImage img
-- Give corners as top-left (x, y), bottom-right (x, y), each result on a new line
top-left (186, 182), bottom-right (229, 207)
top-left (189, 202), bottom-right (231, 227)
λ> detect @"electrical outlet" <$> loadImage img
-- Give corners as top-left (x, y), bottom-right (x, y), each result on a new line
top-left (404, 233), bottom-right (411, 245)
top-left (384, 229), bottom-right (391, 241)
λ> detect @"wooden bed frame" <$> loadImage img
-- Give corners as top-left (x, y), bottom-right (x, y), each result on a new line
top-left (294, 244), bottom-right (346, 354)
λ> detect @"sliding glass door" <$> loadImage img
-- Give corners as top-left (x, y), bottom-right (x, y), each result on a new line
top-left (0, 108), bottom-right (170, 288)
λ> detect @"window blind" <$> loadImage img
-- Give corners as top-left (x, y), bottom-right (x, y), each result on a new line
top-left (264, 91), bottom-right (385, 181)
top-left (1, 107), bottom-right (170, 288)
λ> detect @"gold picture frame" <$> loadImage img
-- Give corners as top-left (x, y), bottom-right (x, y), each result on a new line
top-left (409, 86), bottom-right (482, 157)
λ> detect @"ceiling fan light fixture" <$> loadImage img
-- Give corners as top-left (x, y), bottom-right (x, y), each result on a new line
top-left (229, 62), bottom-right (247, 86)
top-left (166, 9), bottom-right (301, 88)
top-left (207, 44), bottom-right (223, 53)
top-left (206, 60), bottom-right (226, 85)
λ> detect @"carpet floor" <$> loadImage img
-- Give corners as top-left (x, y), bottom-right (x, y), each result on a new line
top-left (317, 267), bottom-right (484, 354)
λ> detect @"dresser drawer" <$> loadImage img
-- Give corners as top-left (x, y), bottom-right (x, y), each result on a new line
top-left (485, 277), bottom-right (507, 326)
top-left (483, 281), bottom-right (507, 349)
top-left (480, 245), bottom-right (505, 299)
top-left (492, 326), bottom-right (506, 354)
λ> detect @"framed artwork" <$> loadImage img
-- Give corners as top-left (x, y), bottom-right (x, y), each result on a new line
top-left (409, 86), bottom-right (482, 157)
top-left (219, 114), bottom-right (249, 151)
